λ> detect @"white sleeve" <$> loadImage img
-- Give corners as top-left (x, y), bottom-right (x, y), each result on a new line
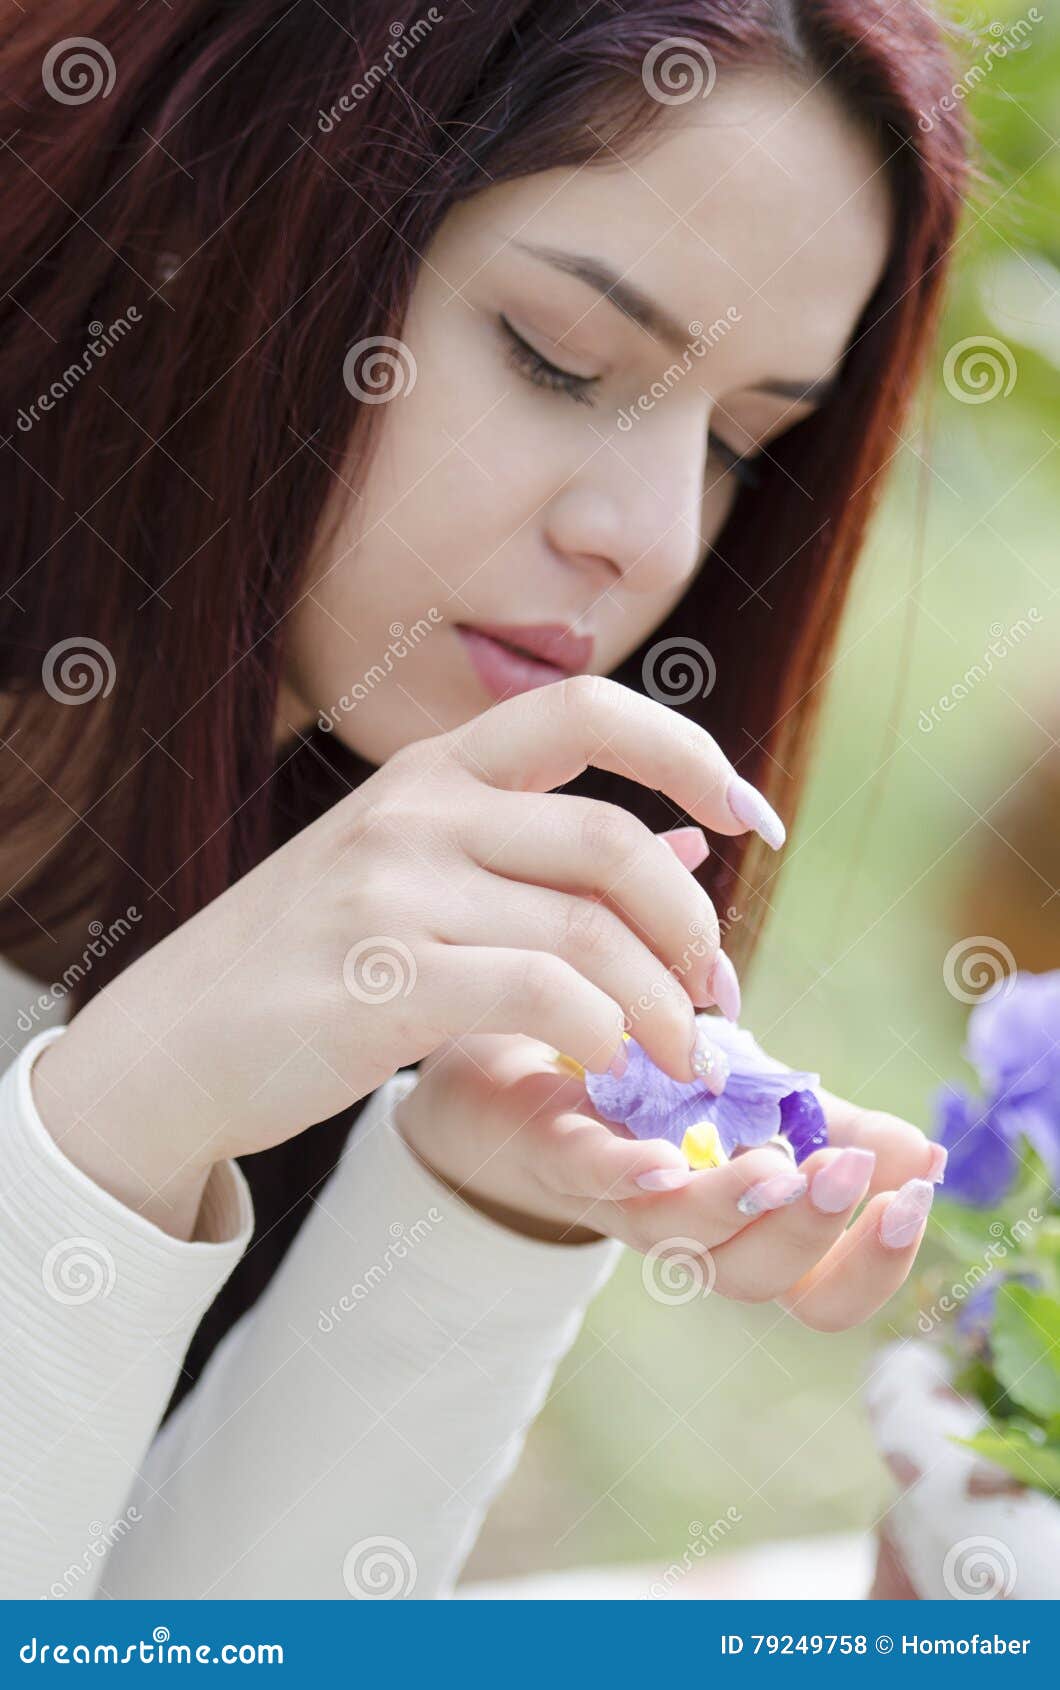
top-left (0, 1025), bottom-right (255, 1601)
top-left (100, 1067), bottom-right (625, 1600)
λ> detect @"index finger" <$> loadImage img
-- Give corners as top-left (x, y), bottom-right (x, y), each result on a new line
top-left (448, 674), bottom-right (786, 848)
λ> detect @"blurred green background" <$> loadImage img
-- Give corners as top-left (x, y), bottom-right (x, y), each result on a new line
top-left (465, 0), bottom-right (1060, 1586)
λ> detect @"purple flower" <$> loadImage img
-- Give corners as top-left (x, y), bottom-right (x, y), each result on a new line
top-left (933, 970), bottom-right (1060, 1207)
top-left (584, 1015), bottom-right (827, 1163)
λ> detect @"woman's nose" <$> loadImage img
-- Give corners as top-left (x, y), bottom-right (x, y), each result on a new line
top-left (544, 409), bottom-right (715, 596)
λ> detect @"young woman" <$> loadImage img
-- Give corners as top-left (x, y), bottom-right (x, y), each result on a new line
top-left (0, 1), bottom-right (967, 1599)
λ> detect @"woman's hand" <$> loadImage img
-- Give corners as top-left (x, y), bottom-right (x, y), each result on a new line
top-left (394, 1028), bottom-right (944, 1332)
top-left (32, 677), bottom-right (775, 1207)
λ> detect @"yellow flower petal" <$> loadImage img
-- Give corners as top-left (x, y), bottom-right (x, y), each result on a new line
top-left (681, 1120), bottom-right (726, 1170)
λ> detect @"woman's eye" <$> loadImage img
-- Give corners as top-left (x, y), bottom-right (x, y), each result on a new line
top-left (499, 315), bottom-right (599, 407)
top-left (708, 432), bottom-right (762, 489)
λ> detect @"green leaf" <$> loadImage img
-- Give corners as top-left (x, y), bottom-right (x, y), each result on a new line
top-left (955, 1427), bottom-right (1060, 1503)
top-left (992, 1283), bottom-right (1060, 1419)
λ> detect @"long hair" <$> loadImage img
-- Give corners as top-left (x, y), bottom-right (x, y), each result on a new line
top-left (0, 1), bottom-right (968, 1423)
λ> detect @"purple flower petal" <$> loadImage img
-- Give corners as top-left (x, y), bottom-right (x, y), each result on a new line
top-left (934, 1083), bottom-right (1016, 1207)
top-left (779, 1090), bottom-right (829, 1164)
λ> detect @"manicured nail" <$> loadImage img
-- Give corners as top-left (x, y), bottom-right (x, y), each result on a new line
top-left (635, 1166), bottom-right (693, 1192)
top-left (726, 774), bottom-right (786, 850)
top-left (659, 826), bottom-right (710, 870)
top-left (737, 1170), bottom-right (807, 1217)
top-left (810, 1147), bottom-right (876, 1214)
top-left (926, 1142), bottom-right (948, 1185)
top-left (879, 1178), bottom-right (934, 1249)
top-left (690, 1024), bottom-right (730, 1094)
top-left (707, 949), bottom-right (741, 1022)
top-left (607, 1034), bottom-right (631, 1078)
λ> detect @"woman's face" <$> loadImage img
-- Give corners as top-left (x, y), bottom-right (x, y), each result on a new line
top-left (280, 69), bottom-right (891, 760)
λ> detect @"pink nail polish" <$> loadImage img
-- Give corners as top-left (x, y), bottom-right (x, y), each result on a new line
top-left (726, 774), bottom-right (786, 851)
top-left (926, 1142), bottom-right (948, 1184)
top-left (810, 1147), bottom-right (876, 1214)
top-left (635, 1167), bottom-right (692, 1192)
top-left (608, 1038), bottom-right (629, 1079)
top-left (690, 1024), bottom-right (730, 1094)
top-left (879, 1178), bottom-right (934, 1249)
top-left (659, 826), bottom-right (710, 870)
top-left (707, 950), bottom-right (741, 1021)
top-left (737, 1169), bottom-right (807, 1216)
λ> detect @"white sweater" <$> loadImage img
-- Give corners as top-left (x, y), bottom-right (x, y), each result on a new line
top-left (0, 998), bottom-right (623, 1599)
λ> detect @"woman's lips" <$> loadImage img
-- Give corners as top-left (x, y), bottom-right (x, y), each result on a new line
top-left (455, 622), bottom-right (594, 703)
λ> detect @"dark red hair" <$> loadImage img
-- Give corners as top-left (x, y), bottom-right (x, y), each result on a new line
top-left (0, 1), bottom-right (968, 1418)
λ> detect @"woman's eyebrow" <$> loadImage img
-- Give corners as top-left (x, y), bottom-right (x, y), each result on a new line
top-left (510, 239), bottom-right (837, 404)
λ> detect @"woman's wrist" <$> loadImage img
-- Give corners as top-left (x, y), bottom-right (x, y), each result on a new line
top-left (30, 1031), bottom-right (217, 1243)
top-left (392, 1096), bottom-right (604, 1246)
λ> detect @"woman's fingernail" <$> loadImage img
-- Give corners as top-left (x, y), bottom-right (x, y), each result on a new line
top-left (726, 774), bottom-right (786, 851)
top-left (635, 1166), bottom-right (693, 1192)
top-left (809, 1146), bottom-right (876, 1214)
top-left (737, 1170), bottom-right (807, 1216)
top-left (879, 1178), bottom-right (934, 1249)
top-left (608, 1037), bottom-right (629, 1078)
top-left (659, 826), bottom-right (710, 870)
top-left (707, 949), bottom-right (741, 1022)
top-left (926, 1142), bottom-right (948, 1184)
top-left (690, 1024), bottom-right (730, 1094)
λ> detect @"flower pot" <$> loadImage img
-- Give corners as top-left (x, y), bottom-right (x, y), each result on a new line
top-left (864, 1339), bottom-right (1060, 1599)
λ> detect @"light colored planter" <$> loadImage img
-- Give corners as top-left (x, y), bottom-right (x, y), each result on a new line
top-left (865, 1339), bottom-right (1060, 1599)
